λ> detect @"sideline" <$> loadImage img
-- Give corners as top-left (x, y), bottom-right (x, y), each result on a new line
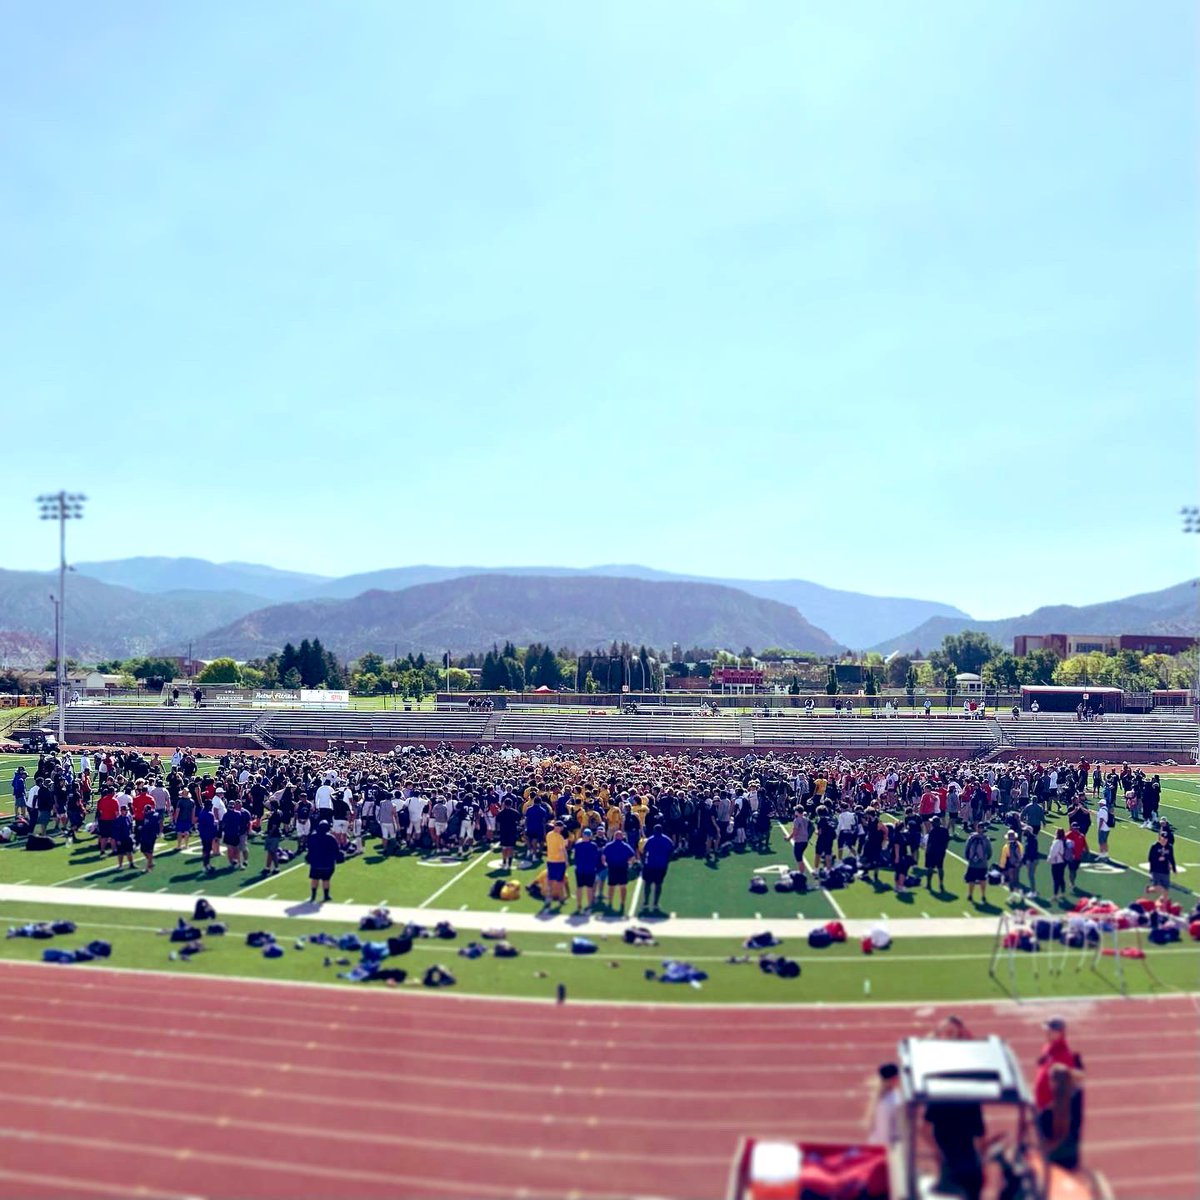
top-left (1, 881), bottom-right (1004, 939)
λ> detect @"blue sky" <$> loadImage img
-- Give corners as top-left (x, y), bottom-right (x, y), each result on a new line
top-left (1, 1), bottom-right (1194, 619)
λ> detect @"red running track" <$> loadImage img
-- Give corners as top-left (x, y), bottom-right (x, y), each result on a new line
top-left (0, 961), bottom-right (1194, 1200)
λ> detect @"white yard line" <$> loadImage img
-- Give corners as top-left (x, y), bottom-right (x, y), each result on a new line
top-left (776, 821), bottom-right (845, 919)
top-left (234, 857), bottom-right (306, 897)
top-left (627, 875), bottom-right (644, 917)
top-left (416, 851), bottom-right (489, 909)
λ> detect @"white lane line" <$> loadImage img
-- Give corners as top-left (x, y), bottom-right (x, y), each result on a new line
top-left (417, 851), bottom-right (489, 910)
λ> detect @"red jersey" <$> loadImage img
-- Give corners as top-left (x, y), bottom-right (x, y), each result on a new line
top-left (96, 794), bottom-right (118, 821)
top-left (1034, 1040), bottom-right (1083, 1109)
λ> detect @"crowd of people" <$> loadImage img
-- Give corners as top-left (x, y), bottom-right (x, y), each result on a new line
top-left (5, 740), bottom-right (1185, 918)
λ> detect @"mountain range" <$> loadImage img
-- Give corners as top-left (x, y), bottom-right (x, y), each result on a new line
top-left (189, 575), bottom-right (842, 661)
top-left (0, 555), bottom-right (1192, 669)
top-left (71, 558), bottom-right (966, 649)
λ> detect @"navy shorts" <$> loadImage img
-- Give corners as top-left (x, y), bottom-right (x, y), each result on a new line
top-left (607, 864), bottom-right (629, 886)
top-left (642, 865), bottom-right (666, 886)
top-left (575, 871), bottom-right (596, 888)
top-left (547, 861), bottom-right (566, 882)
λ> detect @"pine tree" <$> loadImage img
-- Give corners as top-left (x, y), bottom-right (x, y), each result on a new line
top-left (537, 645), bottom-right (561, 689)
top-left (279, 643), bottom-right (298, 682)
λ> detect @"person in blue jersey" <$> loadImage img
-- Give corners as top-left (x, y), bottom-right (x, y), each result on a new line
top-left (139, 805), bottom-right (161, 872)
top-left (602, 828), bottom-right (637, 913)
top-left (306, 819), bottom-right (339, 904)
top-left (196, 800), bottom-right (217, 875)
top-left (640, 824), bottom-right (674, 914)
top-left (572, 827), bottom-right (601, 913)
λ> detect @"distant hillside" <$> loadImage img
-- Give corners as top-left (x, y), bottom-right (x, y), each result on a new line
top-left (75, 557), bottom-right (327, 602)
top-left (66, 557), bottom-right (966, 647)
top-left (872, 580), bottom-right (1199, 656)
top-left (0, 569), bottom-right (268, 664)
top-left (191, 574), bottom-right (843, 660)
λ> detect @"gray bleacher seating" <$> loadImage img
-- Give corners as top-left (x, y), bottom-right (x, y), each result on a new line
top-left (750, 716), bottom-right (997, 750)
top-left (997, 714), bottom-right (1198, 756)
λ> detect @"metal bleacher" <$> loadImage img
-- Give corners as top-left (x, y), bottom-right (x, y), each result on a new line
top-left (61, 705), bottom-right (262, 740)
top-left (997, 713), bottom-right (1198, 757)
top-left (259, 709), bottom-right (489, 743)
top-left (49, 703), bottom-right (1198, 758)
top-left (490, 711), bottom-right (739, 747)
top-left (750, 715), bottom-right (999, 751)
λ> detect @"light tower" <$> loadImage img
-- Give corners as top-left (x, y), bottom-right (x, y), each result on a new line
top-left (1183, 507), bottom-right (1200, 764)
top-left (37, 491), bottom-right (86, 745)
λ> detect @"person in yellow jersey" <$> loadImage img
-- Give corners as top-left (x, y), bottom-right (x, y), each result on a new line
top-left (543, 819), bottom-right (569, 909)
top-left (631, 795), bottom-right (649, 833)
top-left (606, 802), bottom-right (623, 836)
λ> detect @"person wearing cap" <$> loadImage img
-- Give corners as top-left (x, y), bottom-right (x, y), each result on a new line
top-left (220, 797), bottom-right (248, 869)
top-left (572, 828), bottom-right (601, 913)
top-left (1146, 827), bottom-right (1177, 897)
top-left (543, 820), bottom-right (569, 909)
top-left (305, 819), bottom-right (339, 903)
top-left (113, 802), bottom-right (136, 872)
top-left (602, 828), bottom-right (638, 914)
top-left (1034, 1017), bottom-right (1085, 1112)
top-left (867, 1063), bottom-right (902, 1146)
top-left (138, 802), bottom-right (161, 872)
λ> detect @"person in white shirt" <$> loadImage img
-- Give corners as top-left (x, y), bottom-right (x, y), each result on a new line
top-left (1096, 800), bottom-right (1111, 859)
top-left (867, 1064), bottom-right (902, 1146)
top-left (406, 792), bottom-right (426, 843)
top-left (211, 789), bottom-right (227, 822)
top-left (836, 806), bottom-right (859, 853)
top-left (314, 782), bottom-right (334, 814)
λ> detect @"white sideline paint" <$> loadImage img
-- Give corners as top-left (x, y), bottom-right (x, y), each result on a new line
top-left (416, 850), bottom-right (488, 909)
top-left (0, 882), bottom-right (1000, 939)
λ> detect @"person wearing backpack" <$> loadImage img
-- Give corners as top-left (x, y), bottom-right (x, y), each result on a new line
top-left (963, 822), bottom-right (992, 905)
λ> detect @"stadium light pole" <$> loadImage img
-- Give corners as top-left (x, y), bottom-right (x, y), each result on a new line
top-left (1182, 507), bottom-right (1199, 762)
top-left (38, 491), bottom-right (86, 745)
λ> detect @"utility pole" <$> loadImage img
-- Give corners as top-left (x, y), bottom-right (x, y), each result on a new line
top-left (37, 491), bottom-right (86, 745)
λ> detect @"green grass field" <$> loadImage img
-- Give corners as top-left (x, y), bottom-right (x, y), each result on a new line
top-left (2, 898), bottom-right (1196, 1004)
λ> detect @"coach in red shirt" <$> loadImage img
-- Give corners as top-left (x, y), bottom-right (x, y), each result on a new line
top-left (1034, 1017), bottom-right (1084, 1110)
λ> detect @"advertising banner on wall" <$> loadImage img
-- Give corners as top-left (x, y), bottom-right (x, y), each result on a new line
top-left (252, 690), bottom-right (350, 709)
